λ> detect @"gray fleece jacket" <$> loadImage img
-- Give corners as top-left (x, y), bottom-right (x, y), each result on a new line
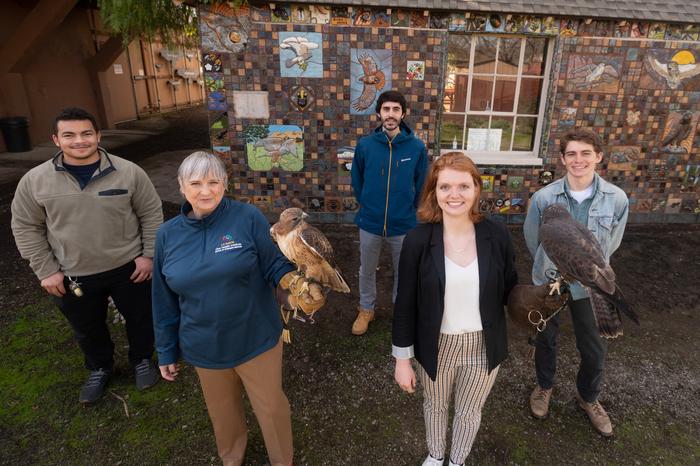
top-left (11, 148), bottom-right (163, 279)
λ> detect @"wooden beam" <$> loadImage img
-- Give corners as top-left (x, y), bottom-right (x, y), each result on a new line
top-left (87, 35), bottom-right (126, 73)
top-left (0, 0), bottom-right (79, 73)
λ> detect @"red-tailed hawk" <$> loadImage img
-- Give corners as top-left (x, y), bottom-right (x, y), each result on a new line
top-left (539, 204), bottom-right (639, 338)
top-left (353, 53), bottom-right (385, 112)
top-left (270, 208), bottom-right (351, 296)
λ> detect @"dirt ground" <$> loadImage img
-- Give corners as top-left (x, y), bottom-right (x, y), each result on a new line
top-left (1, 107), bottom-right (698, 465)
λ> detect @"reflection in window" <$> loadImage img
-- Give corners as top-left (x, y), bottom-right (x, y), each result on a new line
top-left (524, 38), bottom-right (547, 76)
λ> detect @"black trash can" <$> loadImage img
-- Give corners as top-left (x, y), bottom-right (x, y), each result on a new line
top-left (0, 116), bottom-right (32, 152)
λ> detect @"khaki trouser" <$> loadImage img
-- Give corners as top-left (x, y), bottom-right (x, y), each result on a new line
top-left (195, 338), bottom-right (293, 466)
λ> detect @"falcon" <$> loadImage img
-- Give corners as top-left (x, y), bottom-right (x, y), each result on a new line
top-left (539, 204), bottom-right (639, 338)
top-left (280, 36), bottom-right (319, 71)
top-left (353, 53), bottom-right (386, 111)
top-left (571, 62), bottom-right (619, 89)
top-left (661, 112), bottom-right (693, 150)
top-left (270, 208), bottom-right (351, 297)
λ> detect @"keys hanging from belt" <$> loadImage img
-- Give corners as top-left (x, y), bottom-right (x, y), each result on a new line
top-left (67, 276), bottom-right (84, 297)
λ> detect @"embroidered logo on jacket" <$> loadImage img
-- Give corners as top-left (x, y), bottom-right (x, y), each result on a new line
top-left (215, 234), bottom-right (242, 253)
top-left (400, 157), bottom-right (411, 163)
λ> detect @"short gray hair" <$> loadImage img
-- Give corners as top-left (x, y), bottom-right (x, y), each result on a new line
top-left (177, 151), bottom-right (228, 186)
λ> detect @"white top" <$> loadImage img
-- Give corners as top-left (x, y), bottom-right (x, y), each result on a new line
top-left (569, 183), bottom-right (594, 203)
top-left (440, 256), bottom-right (482, 334)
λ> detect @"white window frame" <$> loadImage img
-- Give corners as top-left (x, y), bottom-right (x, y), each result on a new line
top-left (440, 34), bottom-right (554, 166)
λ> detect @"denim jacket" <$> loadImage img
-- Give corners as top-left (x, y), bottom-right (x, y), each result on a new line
top-left (523, 173), bottom-right (629, 300)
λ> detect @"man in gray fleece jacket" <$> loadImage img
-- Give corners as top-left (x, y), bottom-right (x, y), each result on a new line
top-left (11, 107), bottom-right (163, 404)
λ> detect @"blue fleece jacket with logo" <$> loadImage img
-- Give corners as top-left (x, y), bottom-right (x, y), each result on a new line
top-left (351, 121), bottom-right (428, 237)
top-left (152, 198), bottom-right (295, 369)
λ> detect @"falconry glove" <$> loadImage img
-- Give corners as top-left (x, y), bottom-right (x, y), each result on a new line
top-left (278, 271), bottom-right (326, 315)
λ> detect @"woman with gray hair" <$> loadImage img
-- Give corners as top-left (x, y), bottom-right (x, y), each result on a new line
top-left (152, 151), bottom-right (322, 465)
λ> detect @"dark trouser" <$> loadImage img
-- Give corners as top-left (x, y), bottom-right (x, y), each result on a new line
top-left (534, 298), bottom-right (608, 403)
top-left (54, 261), bottom-right (155, 371)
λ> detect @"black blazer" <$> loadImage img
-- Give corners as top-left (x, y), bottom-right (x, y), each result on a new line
top-left (392, 218), bottom-right (518, 381)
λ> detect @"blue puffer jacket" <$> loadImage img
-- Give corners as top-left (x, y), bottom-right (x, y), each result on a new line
top-left (351, 121), bottom-right (428, 237)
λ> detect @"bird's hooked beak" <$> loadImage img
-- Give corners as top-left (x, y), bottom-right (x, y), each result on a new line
top-left (301, 211), bottom-right (309, 220)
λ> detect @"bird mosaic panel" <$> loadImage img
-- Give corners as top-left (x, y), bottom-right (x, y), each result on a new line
top-left (659, 112), bottom-right (698, 154)
top-left (244, 125), bottom-right (304, 172)
top-left (565, 55), bottom-right (622, 93)
top-left (350, 48), bottom-right (392, 115)
top-left (279, 32), bottom-right (323, 78)
top-left (642, 49), bottom-right (700, 90)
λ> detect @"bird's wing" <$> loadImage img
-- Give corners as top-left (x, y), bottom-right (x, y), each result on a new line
top-left (352, 83), bottom-right (377, 111)
top-left (587, 287), bottom-right (624, 338)
top-left (571, 63), bottom-right (598, 78)
top-left (676, 122), bottom-right (692, 142)
top-left (281, 37), bottom-right (306, 56)
top-left (298, 223), bottom-right (337, 267)
top-left (678, 64), bottom-right (700, 79)
top-left (540, 219), bottom-right (615, 294)
top-left (647, 57), bottom-right (670, 78)
top-left (661, 120), bottom-right (681, 146)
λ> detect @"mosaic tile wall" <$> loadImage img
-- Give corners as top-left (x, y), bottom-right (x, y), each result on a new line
top-left (545, 37), bottom-right (700, 223)
top-left (199, 3), bottom-right (699, 223)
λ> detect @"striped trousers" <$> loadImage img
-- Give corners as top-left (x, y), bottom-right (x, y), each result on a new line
top-left (417, 331), bottom-right (499, 465)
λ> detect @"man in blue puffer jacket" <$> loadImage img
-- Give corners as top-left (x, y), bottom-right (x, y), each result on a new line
top-left (350, 90), bottom-right (428, 336)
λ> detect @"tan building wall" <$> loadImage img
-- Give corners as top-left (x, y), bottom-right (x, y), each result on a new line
top-left (0, 1), bottom-right (203, 152)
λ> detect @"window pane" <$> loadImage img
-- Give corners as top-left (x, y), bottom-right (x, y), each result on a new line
top-left (465, 116), bottom-right (495, 151)
top-left (473, 36), bottom-right (497, 74)
top-left (440, 114), bottom-right (465, 149)
top-left (491, 117), bottom-right (514, 151)
top-left (470, 76), bottom-right (493, 111)
top-left (523, 37), bottom-right (546, 76)
top-left (447, 35), bottom-right (471, 74)
top-left (513, 117), bottom-right (537, 151)
top-left (446, 35), bottom-right (470, 113)
top-left (444, 73), bottom-right (468, 112)
top-left (517, 77), bottom-right (543, 114)
top-left (493, 76), bottom-right (516, 112)
top-left (497, 38), bottom-right (521, 75)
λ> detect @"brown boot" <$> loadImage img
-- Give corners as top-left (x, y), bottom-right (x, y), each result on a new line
top-left (576, 393), bottom-right (613, 437)
top-left (351, 307), bottom-right (375, 335)
top-left (529, 385), bottom-right (552, 419)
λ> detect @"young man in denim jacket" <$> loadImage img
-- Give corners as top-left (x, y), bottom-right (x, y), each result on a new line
top-left (523, 128), bottom-right (628, 437)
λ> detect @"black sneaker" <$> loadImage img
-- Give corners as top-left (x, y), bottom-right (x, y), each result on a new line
top-left (79, 368), bottom-right (111, 404)
top-left (134, 359), bottom-right (159, 390)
